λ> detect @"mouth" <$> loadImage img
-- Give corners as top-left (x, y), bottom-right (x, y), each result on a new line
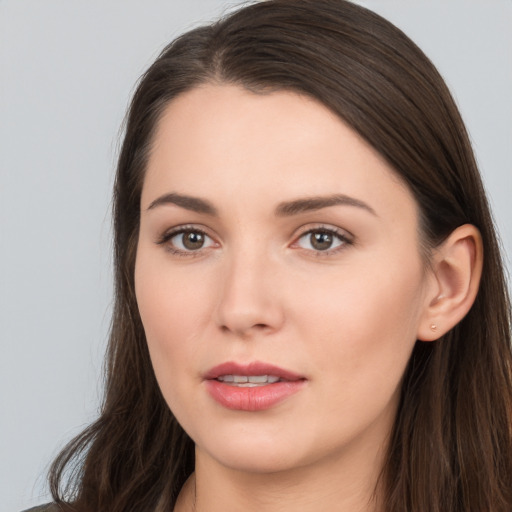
top-left (215, 374), bottom-right (282, 387)
top-left (204, 361), bottom-right (306, 411)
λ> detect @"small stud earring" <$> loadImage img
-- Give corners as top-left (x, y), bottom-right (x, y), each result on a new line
top-left (430, 323), bottom-right (438, 331)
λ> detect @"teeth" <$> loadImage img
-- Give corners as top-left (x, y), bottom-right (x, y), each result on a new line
top-left (248, 375), bottom-right (268, 383)
top-left (217, 374), bottom-right (281, 385)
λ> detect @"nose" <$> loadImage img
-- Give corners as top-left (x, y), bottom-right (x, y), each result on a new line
top-left (214, 249), bottom-right (285, 338)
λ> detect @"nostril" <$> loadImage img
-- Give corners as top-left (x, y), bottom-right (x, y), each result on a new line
top-left (218, 321), bottom-right (272, 338)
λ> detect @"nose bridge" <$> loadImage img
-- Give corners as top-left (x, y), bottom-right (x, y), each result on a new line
top-left (215, 238), bottom-right (284, 336)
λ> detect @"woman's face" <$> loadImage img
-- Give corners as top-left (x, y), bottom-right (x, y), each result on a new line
top-left (135, 85), bottom-right (432, 475)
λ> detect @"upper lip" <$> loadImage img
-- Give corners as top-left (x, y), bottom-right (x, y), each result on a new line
top-left (204, 361), bottom-right (304, 381)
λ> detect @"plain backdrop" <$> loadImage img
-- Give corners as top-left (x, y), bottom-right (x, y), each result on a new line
top-left (1, 1), bottom-right (511, 510)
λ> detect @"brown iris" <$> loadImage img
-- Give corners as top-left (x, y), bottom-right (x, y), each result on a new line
top-left (182, 231), bottom-right (205, 250)
top-left (310, 231), bottom-right (334, 251)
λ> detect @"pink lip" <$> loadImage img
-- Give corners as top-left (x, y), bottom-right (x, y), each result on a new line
top-left (204, 361), bottom-right (306, 412)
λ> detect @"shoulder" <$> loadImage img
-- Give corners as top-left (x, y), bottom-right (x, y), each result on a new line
top-left (21, 504), bottom-right (61, 512)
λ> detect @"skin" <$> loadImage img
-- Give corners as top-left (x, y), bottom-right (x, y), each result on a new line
top-left (135, 84), bottom-right (444, 512)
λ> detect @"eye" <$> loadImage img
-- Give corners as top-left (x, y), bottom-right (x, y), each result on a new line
top-left (295, 228), bottom-right (350, 253)
top-left (157, 227), bottom-right (217, 255)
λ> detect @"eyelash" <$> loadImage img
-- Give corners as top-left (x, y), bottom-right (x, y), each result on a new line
top-left (293, 226), bottom-right (352, 256)
top-left (156, 225), bottom-right (216, 258)
top-left (156, 224), bottom-right (353, 258)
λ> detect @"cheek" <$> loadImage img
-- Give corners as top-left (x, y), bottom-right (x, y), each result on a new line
top-left (295, 253), bottom-right (425, 406)
top-left (135, 244), bottom-right (216, 339)
top-left (134, 250), bottom-right (216, 403)
top-left (295, 251), bottom-right (424, 335)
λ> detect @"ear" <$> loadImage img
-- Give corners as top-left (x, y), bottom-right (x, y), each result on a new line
top-left (417, 224), bottom-right (483, 342)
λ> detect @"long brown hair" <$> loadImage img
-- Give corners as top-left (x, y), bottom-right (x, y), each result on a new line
top-left (49, 1), bottom-right (512, 511)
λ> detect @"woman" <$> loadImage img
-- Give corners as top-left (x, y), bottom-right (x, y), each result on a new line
top-left (28, 0), bottom-right (512, 511)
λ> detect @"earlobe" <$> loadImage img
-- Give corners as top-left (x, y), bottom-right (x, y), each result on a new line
top-left (417, 224), bottom-right (483, 342)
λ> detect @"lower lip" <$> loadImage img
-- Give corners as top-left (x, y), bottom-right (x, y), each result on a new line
top-left (205, 380), bottom-right (306, 411)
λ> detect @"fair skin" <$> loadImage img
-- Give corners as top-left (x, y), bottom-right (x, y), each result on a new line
top-left (135, 85), bottom-right (482, 512)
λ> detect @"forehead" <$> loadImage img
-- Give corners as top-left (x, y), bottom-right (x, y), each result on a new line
top-left (142, 84), bottom-right (416, 221)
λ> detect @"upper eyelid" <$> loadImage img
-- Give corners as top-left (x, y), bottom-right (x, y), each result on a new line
top-left (158, 224), bottom-right (215, 241)
top-left (293, 223), bottom-right (353, 240)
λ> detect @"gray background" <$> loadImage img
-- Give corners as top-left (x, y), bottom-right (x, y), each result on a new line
top-left (1, 1), bottom-right (510, 510)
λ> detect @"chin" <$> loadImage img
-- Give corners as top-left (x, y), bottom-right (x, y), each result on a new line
top-left (208, 449), bottom-right (303, 475)
top-left (194, 428), bottom-right (311, 474)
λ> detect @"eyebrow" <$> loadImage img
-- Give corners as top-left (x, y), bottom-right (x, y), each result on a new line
top-left (275, 194), bottom-right (377, 217)
top-left (147, 193), bottom-right (218, 215)
top-left (146, 192), bottom-right (376, 217)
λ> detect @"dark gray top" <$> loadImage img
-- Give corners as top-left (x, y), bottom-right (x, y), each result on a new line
top-left (22, 505), bottom-right (58, 512)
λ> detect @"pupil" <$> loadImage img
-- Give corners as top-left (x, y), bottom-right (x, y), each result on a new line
top-left (183, 231), bottom-right (204, 250)
top-left (311, 232), bottom-right (332, 251)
